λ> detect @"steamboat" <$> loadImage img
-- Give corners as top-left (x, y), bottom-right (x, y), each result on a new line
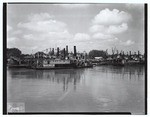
top-left (7, 46), bottom-right (93, 69)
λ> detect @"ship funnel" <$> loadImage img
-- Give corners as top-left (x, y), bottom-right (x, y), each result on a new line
top-left (52, 48), bottom-right (54, 55)
top-left (74, 46), bottom-right (76, 57)
top-left (66, 45), bottom-right (68, 56)
top-left (63, 48), bottom-right (66, 59)
top-left (130, 51), bottom-right (131, 56)
top-left (138, 51), bottom-right (140, 57)
top-left (57, 47), bottom-right (59, 57)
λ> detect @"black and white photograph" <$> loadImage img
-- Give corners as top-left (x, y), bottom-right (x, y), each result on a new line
top-left (5, 3), bottom-right (147, 115)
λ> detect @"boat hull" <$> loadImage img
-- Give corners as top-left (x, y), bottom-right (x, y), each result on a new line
top-left (35, 65), bottom-right (93, 70)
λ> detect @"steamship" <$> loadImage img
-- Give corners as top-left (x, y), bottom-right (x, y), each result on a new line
top-left (33, 59), bottom-right (93, 70)
top-left (29, 45), bottom-right (93, 70)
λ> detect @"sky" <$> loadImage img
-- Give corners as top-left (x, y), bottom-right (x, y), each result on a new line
top-left (7, 3), bottom-right (145, 54)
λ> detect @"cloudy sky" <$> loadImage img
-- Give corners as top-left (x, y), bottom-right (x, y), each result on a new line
top-left (7, 3), bottom-right (145, 54)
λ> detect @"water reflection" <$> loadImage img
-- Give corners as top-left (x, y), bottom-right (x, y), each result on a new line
top-left (7, 65), bottom-right (145, 114)
top-left (8, 68), bottom-right (86, 92)
top-left (95, 65), bottom-right (144, 75)
top-left (8, 65), bottom-right (145, 90)
top-left (92, 65), bottom-right (145, 82)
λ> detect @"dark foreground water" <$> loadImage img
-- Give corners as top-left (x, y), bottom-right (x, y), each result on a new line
top-left (7, 65), bottom-right (145, 114)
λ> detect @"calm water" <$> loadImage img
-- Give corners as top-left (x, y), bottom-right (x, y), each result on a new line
top-left (7, 65), bottom-right (145, 114)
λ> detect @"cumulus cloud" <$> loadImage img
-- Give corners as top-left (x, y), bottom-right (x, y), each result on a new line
top-left (10, 12), bottom-right (94, 53)
top-left (13, 12), bottom-right (93, 53)
top-left (107, 23), bottom-right (128, 34)
top-left (18, 13), bottom-right (67, 33)
top-left (89, 8), bottom-right (132, 47)
top-left (8, 12), bottom-right (74, 53)
top-left (90, 8), bottom-right (131, 34)
top-left (7, 4), bottom-right (143, 54)
top-left (90, 23), bottom-right (128, 34)
top-left (89, 25), bottom-right (106, 33)
top-left (27, 13), bottom-right (54, 21)
top-left (18, 20), bottom-right (67, 33)
top-left (92, 8), bottom-right (132, 25)
top-left (17, 13), bottom-right (73, 41)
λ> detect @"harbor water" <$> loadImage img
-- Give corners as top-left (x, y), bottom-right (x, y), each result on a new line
top-left (7, 65), bottom-right (145, 114)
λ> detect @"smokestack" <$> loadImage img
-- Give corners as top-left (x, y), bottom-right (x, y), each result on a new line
top-left (51, 48), bottom-right (54, 55)
top-left (57, 47), bottom-right (59, 57)
top-left (74, 46), bottom-right (76, 57)
top-left (49, 48), bottom-right (51, 55)
top-left (138, 51), bottom-right (140, 57)
top-left (66, 45), bottom-right (68, 56)
top-left (63, 48), bottom-right (66, 59)
top-left (130, 51), bottom-right (131, 56)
